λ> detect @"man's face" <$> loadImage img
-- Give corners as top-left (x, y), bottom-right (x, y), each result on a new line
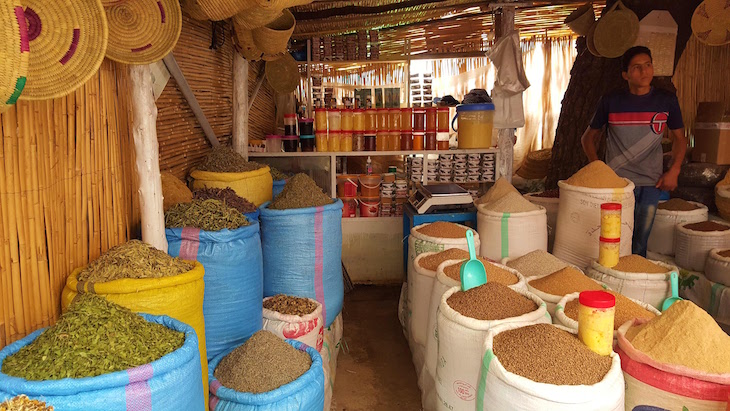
top-left (622, 53), bottom-right (653, 88)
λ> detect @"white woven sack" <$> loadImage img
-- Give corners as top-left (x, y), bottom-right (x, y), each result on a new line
top-left (477, 323), bottom-right (625, 411)
top-left (424, 260), bottom-right (527, 384)
top-left (322, 312), bottom-right (343, 385)
top-left (411, 252), bottom-right (445, 347)
top-left (477, 204), bottom-right (548, 261)
top-left (524, 267), bottom-right (602, 317)
top-left (675, 221), bottom-right (730, 272)
top-left (524, 193), bottom-right (559, 252)
top-left (262, 296), bottom-right (324, 352)
top-left (586, 259), bottom-right (677, 310)
top-left (705, 249), bottom-right (730, 287)
top-left (647, 200), bottom-right (708, 256)
top-left (623, 372), bottom-right (728, 411)
top-left (398, 282), bottom-right (409, 338)
top-left (554, 292), bottom-right (661, 334)
top-left (435, 286), bottom-right (550, 411)
top-left (553, 179), bottom-right (635, 269)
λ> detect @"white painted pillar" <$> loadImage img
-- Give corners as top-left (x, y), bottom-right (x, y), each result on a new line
top-left (232, 53), bottom-right (250, 160)
top-left (130, 65), bottom-right (167, 251)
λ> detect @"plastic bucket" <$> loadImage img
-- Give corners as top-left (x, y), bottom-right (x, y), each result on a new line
top-left (454, 103), bottom-right (495, 149)
top-left (337, 175), bottom-right (359, 197)
top-left (359, 197), bottom-right (380, 217)
top-left (359, 174), bottom-right (381, 198)
top-left (341, 197), bottom-right (357, 218)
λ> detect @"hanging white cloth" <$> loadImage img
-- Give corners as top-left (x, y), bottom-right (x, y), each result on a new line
top-left (489, 32), bottom-right (530, 129)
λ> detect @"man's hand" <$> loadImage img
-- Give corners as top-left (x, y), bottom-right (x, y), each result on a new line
top-left (656, 168), bottom-right (680, 191)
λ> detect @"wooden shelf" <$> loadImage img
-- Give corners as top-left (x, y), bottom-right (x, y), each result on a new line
top-left (249, 148), bottom-right (498, 158)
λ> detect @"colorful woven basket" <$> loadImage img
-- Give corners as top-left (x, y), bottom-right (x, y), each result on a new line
top-left (0, 0), bottom-right (29, 112)
top-left (692, 0), bottom-right (730, 46)
top-left (19, 0), bottom-right (108, 100)
top-left (593, 0), bottom-right (639, 58)
top-left (104, 0), bottom-right (182, 65)
top-left (265, 53), bottom-right (299, 93)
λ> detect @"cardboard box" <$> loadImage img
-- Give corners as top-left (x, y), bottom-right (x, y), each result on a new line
top-left (693, 102), bottom-right (730, 165)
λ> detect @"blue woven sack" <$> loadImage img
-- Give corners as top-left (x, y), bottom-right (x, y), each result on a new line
top-left (272, 180), bottom-right (287, 199)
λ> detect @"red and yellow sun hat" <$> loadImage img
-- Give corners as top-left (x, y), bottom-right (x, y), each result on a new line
top-left (0, 0), bottom-right (29, 112)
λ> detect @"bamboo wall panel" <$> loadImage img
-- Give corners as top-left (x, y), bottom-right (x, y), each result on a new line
top-left (248, 61), bottom-right (277, 144)
top-left (673, 35), bottom-right (730, 141)
top-left (157, 16), bottom-right (234, 180)
top-left (0, 60), bottom-right (137, 348)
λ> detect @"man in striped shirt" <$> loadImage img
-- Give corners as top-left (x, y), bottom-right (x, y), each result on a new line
top-left (581, 46), bottom-right (688, 257)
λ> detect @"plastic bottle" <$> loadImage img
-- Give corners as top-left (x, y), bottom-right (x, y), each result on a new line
top-left (578, 291), bottom-right (615, 356)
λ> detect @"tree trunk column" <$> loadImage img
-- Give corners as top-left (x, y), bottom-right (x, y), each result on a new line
top-left (495, 6), bottom-right (515, 182)
top-left (232, 53), bottom-right (250, 159)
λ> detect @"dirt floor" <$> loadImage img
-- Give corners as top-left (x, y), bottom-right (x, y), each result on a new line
top-left (331, 285), bottom-right (422, 411)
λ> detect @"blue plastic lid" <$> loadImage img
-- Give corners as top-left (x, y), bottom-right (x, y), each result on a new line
top-left (300, 134), bottom-right (315, 139)
top-left (456, 103), bottom-right (495, 112)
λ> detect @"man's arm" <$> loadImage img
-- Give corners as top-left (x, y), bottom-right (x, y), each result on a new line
top-left (581, 126), bottom-right (603, 163)
top-left (656, 128), bottom-right (688, 191)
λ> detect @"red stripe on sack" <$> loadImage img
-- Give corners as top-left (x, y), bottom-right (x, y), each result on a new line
top-left (314, 207), bottom-right (326, 324)
top-left (209, 395), bottom-right (219, 411)
top-left (282, 318), bottom-right (318, 339)
top-left (59, 29), bottom-right (80, 65)
top-left (125, 364), bottom-right (154, 411)
top-left (179, 227), bottom-right (201, 260)
top-left (210, 380), bottom-right (222, 396)
top-left (14, 7), bottom-right (29, 52)
top-left (617, 348), bottom-right (730, 401)
top-left (131, 44), bottom-right (152, 52)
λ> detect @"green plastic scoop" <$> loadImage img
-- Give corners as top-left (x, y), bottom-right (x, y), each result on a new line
top-left (662, 271), bottom-right (683, 312)
top-left (460, 230), bottom-right (487, 291)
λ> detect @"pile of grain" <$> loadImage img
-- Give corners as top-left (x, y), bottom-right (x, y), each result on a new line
top-left (481, 191), bottom-right (540, 213)
top-left (625, 300), bottom-right (730, 374)
top-left (263, 295), bottom-right (317, 316)
top-left (214, 331), bottom-right (311, 393)
top-left (78, 240), bottom-right (193, 282)
top-left (198, 146), bottom-right (266, 173)
top-left (270, 167), bottom-right (289, 181)
top-left (416, 222), bottom-right (470, 239)
top-left (720, 249), bottom-right (730, 258)
top-left (529, 267), bottom-right (603, 296)
top-left (193, 187), bottom-right (257, 214)
top-left (161, 171), bottom-right (192, 212)
top-left (565, 161), bottom-right (627, 189)
top-left (564, 291), bottom-right (656, 330)
top-left (532, 189), bottom-right (559, 198)
top-left (683, 221), bottom-right (730, 232)
top-left (418, 248), bottom-right (470, 271)
top-left (658, 198), bottom-right (701, 211)
top-left (506, 250), bottom-right (568, 278)
top-left (611, 255), bottom-right (668, 273)
top-left (493, 323), bottom-right (612, 385)
top-left (446, 283), bottom-right (537, 321)
top-left (443, 258), bottom-right (518, 286)
top-left (269, 174), bottom-right (333, 210)
top-left (477, 177), bottom-right (520, 205)
top-left (165, 199), bottom-right (251, 231)
top-left (0, 396), bottom-right (53, 411)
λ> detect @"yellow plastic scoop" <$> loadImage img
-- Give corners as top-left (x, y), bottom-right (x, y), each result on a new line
top-left (460, 230), bottom-right (487, 291)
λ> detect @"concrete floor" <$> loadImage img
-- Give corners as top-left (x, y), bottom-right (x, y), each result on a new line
top-left (331, 285), bottom-right (422, 411)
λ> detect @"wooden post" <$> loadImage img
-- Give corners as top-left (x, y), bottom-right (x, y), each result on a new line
top-left (232, 53), bottom-right (250, 160)
top-left (495, 6), bottom-right (515, 182)
top-left (130, 65), bottom-right (167, 252)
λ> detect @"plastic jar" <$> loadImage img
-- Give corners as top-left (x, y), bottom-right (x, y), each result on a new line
top-left (600, 203), bottom-right (622, 239)
top-left (284, 114), bottom-right (297, 136)
top-left (599, 237), bottom-right (620, 268)
top-left (577, 291), bottom-right (616, 356)
top-left (400, 108), bottom-right (412, 131)
top-left (329, 130), bottom-right (341, 152)
top-left (314, 108), bottom-right (328, 131)
top-left (389, 109), bottom-right (401, 131)
top-left (454, 103), bottom-right (495, 148)
top-left (376, 109), bottom-right (388, 131)
top-left (413, 108), bottom-right (426, 131)
top-left (387, 131), bottom-right (400, 151)
top-left (426, 107), bottom-right (437, 131)
top-left (437, 107), bottom-right (450, 132)
top-left (282, 135), bottom-right (299, 152)
top-left (436, 131), bottom-right (449, 150)
top-left (413, 132), bottom-right (424, 150)
top-left (364, 109), bottom-right (377, 131)
top-left (315, 131), bottom-right (328, 152)
top-left (425, 131), bottom-right (437, 150)
top-left (364, 131), bottom-right (376, 151)
top-left (341, 131), bottom-right (353, 152)
top-left (353, 109), bottom-right (365, 132)
top-left (376, 131), bottom-right (388, 151)
top-left (300, 135), bottom-right (315, 152)
top-left (400, 131), bottom-right (413, 150)
top-left (299, 118), bottom-right (314, 135)
top-left (328, 109), bottom-right (342, 131)
top-left (353, 132), bottom-right (365, 151)
top-left (265, 134), bottom-right (283, 152)
top-left (341, 109), bottom-right (354, 131)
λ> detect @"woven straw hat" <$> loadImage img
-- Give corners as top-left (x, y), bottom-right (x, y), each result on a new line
top-left (188, 0), bottom-right (259, 21)
top-left (234, 25), bottom-right (264, 61)
top-left (252, 9), bottom-right (295, 55)
top-left (101, 0), bottom-right (126, 5)
top-left (104, 0), bottom-right (182, 65)
top-left (0, 0), bottom-right (29, 112)
top-left (692, 0), bottom-right (730, 46)
top-left (593, 0), bottom-right (639, 58)
top-left (19, 0), bottom-right (108, 100)
top-left (586, 21), bottom-right (602, 57)
top-left (232, 4), bottom-right (283, 31)
top-left (265, 53), bottom-right (299, 94)
top-left (565, 3), bottom-right (595, 36)
top-left (179, 0), bottom-right (208, 20)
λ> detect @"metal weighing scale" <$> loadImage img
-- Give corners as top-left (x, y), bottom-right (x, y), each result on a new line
top-left (408, 183), bottom-right (476, 214)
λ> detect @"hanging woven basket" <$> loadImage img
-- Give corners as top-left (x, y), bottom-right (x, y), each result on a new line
top-left (265, 53), bottom-right (299, 94)
top-left (585, 21), bottom-right (602, 57)
top-left (104, 0), bottom-right (182, 65)
top-left (692, 0), bottom-right (730, 46)
top-left (179, 0), bottom-right (208, 21)
top-left (0, 0), bottom-right (29, 112)
top-left (190, 0), bottom-right (259, 21)
top-left (19, 0), bottom-right (108, 101)
top-left (232, 4), bottom-right (283, 31)
top-left (252, 9), bottom-right (295, 55)
top-left (233, 25), bottom-right (264, 61)
top-left (593, 0), bottom-right (639, 58)
top-left (565, 3), bottom-right (595, 36)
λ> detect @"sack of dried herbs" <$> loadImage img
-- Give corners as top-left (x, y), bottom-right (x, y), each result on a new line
top-left (262, 295), bottom-right (324, 352)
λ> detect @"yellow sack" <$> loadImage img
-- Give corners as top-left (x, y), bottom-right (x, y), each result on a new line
top-left (61, 262), bottom-right (208, 408)
top-left (190, 166), bottom-right (273, 206)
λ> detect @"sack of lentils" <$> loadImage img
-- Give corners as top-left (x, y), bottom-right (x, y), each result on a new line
top-left (675, 220), bottom-right (730, 272)
top-left (586, 255), bottom-right (676, 310)
top-left (263, 295), bottom-right (324, 352)
top-left (526, 266), bottom-right (605, 316)
top-left (555, 291), bottom-right (660, 335)
top-left (190, 146), bottom-right (273, 206)
top-left (0, 295), bottom-right (204, 410)
top-left (208, 331), bottom-right (325, 411)
top-left (554, 161), bottom-right (635, 269)
top-left (60, 240), bottom-right (208, 406)
top-left (477, 323), bottom-right (624, 411)
top-left (617, 300), bottom-right (730, 410)
top-left (166, 203), bottom-right (263, 360)
top-left (647, 199), bottom-right (708, 256)
top-left (435, 283), bottom-right (549, 411)
top-left (705, 248), bottom-right (730, 287)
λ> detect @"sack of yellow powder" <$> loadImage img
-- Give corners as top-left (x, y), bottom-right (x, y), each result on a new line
top-left (161, 171), bottom-right (192, 212)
